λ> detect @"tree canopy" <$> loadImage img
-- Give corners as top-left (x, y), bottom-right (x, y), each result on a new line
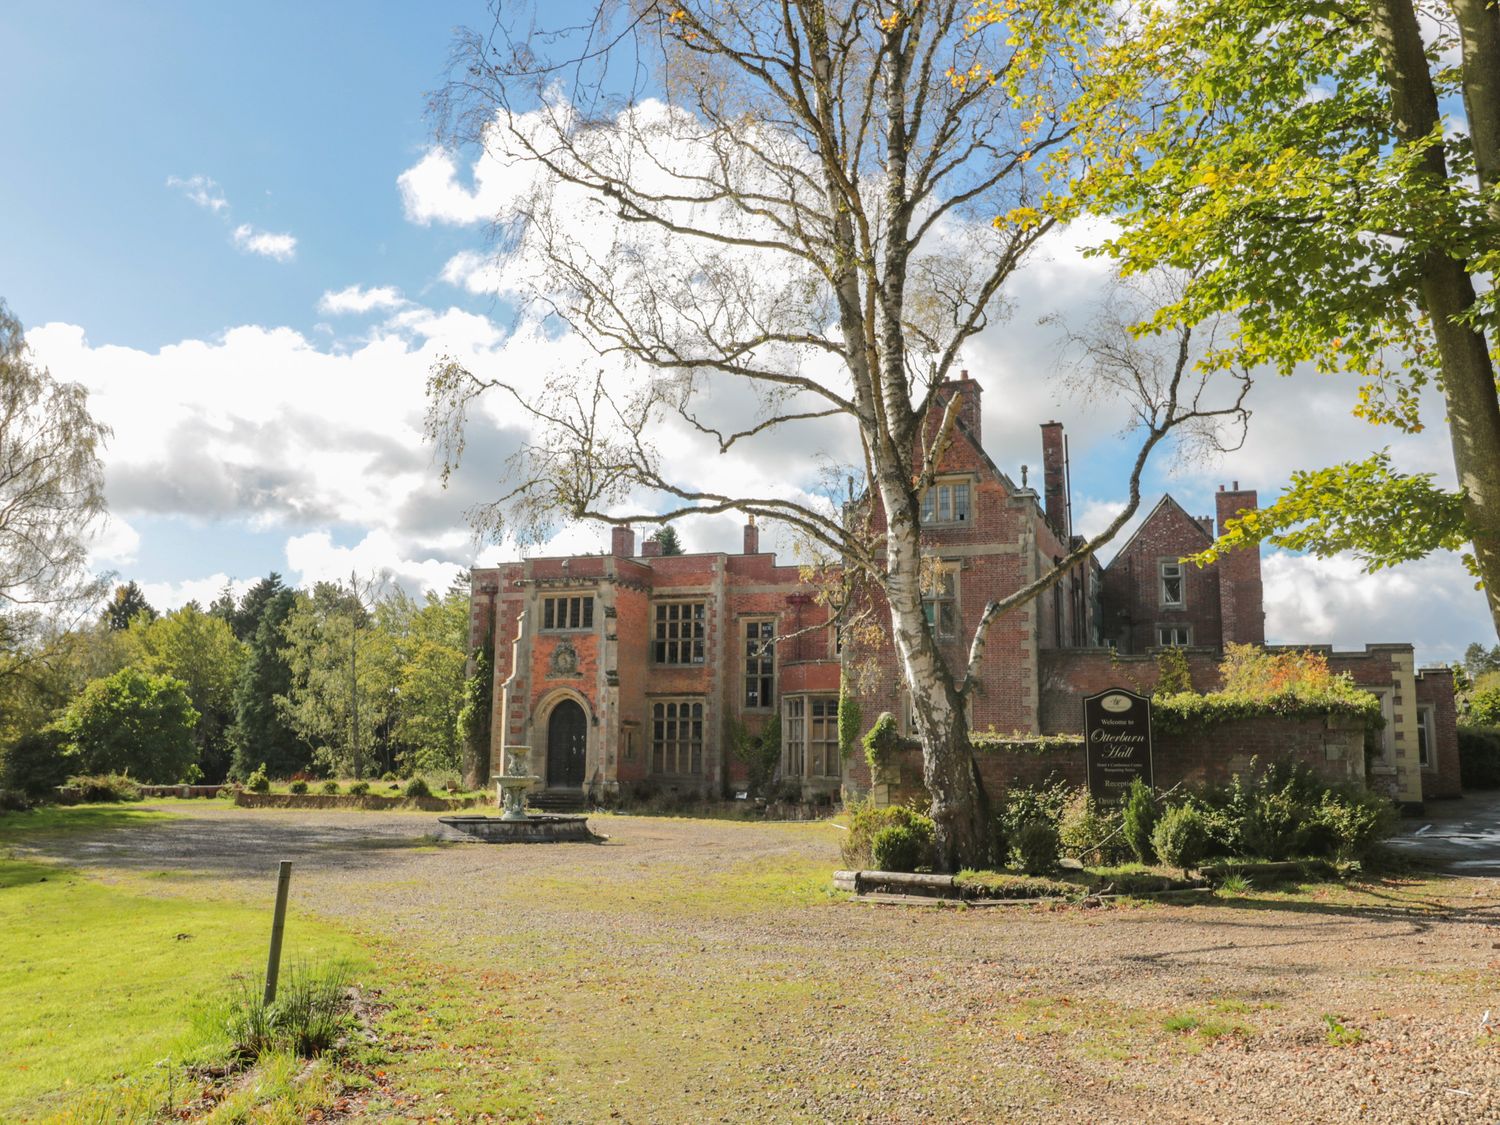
top-left (1061, 0), bottom-right (1500, 636)
top-left (58, 666), bottom-right (199, 784)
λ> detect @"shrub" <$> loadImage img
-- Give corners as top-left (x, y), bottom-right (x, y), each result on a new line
top-left (1152, 805), bottom-right (1211, 869)
top-left (1, 727), bottom-right (71, 797)
top-left (245, 764), bottom-right (271, 794)
top-left (998, 781), bottom-right (1069, 840)
top-left (1314, 788), bottom-right (1399, 861)
top-left (403, 775), bottom-right (432, 799)
top-left (0, 789), bottom-right (32, 812)
top-left (347, 780), bottom-right (370, 796)
top-left (320, 780), bottom-right (341, 795)
top-left (288, 780), bottom-right (309, 795)
top-left (1238, 786), bottom-right (1311, 860)
top-left (1459, 726), bottom-right (1500, 790)
top-left (66, 773), bottom-right (143, 803)
top-left (1154, 646), bottom-right (1194, 695)
top-left (380, 771), bottom-right (398, 783)
top-left (57, 667), bottom-right (200, 783)
top-left (842, 800), bottom-right (934, 868)
top-left (1012, 818), bottom-right (1061, 875)
top-left (1469, 686), bottom-right (1500, 727)
top-left (1122, 778), bottom-right (1159, 863)
top-left (225, 960), bottom-right (353, 1061)
top-left (871, 822), bottom-right (934, 872)
top-left (1058, 791), bottom-right (1130, 867)
top-left (862, 712), bottom-right (905, 774)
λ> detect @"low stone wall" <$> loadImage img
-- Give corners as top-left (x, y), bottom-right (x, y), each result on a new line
top-left (233, 791), bottom-right (489, 812)
top-left (872, 714), bottom-right (1367, 808)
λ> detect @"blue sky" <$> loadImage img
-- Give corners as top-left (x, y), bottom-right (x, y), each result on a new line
top-left (1, 3), bottom-right (1489, 663)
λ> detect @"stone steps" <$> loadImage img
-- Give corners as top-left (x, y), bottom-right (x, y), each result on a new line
top-left (528, 788), bottom-right (589, 812)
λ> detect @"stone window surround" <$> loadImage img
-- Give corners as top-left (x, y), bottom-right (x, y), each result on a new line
top-left (783, 694), bottom-right (840, 780)
top-left (650, 697), bottom-right (705, 776)
top-left (922, 557), bottom-right (960, 639)
top-left (652, 600), bottom-right (707, 665)
top-left (541, 593), bottom-right (594, 632)
top-left (1159, 559), bottom-right (1185, 608)
top-left (1157, 624), bottom-right (1192, 647)
top-left (920, 476), bottom-right (974, 527)
top-left (743, 616), bottom-right (776, 711)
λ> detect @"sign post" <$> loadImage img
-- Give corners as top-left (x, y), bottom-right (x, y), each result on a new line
top-left (1083, 689), bottom-right (1154, 803)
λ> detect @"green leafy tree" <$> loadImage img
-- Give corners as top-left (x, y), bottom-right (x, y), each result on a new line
top-left (1066, 0), bottom-right (1500, 636)
top-left (229, 574), bottom-right (307, 779)
top-left (102, 581), bottom-right (157, 631)
top-left (58, 667), bottom-right (199, 783)
top-left (0, 299), bottom-right (111, 727)
top-left (652, 527), bottom-right (684, 556)
top-left (126, 605), bottom-right (246, 782)
top-left (279, 580), bottom-right (398, 778)
top-left (392, 582), bottom-right (469, 775)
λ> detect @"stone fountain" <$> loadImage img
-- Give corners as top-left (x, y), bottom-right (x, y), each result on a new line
top-left (437, 745), bottom-right (597, 843)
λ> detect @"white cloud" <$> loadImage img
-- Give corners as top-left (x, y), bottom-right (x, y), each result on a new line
top-left (139, 574), bottom-right (256, 614)
top-left (318, 285), bottom-right (407, 316)
top-left (85, 514), bottom-right (141, 569)
top-left (232, 224), bottom-right (298, 262)
top-left (285, 529), bottom-right (463, 597)
top-left (166, 174), bottom-right (228, 213)
top-left (1263, 550), bottom-right (1487, 665)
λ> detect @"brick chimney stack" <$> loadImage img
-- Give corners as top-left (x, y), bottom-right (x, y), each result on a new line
top-left (611, 525), bottom-right (636, 558)
top-left (1214, 483), bottom-right (1265, 645)
top-left (930, 370), bottom-right (982, 445)
top-left (1039, 421), bottom-right (1069, 539)
top-left (743, 514), bottom-right (760, 555)
top-left (641, 536), bottom-right (663, 558)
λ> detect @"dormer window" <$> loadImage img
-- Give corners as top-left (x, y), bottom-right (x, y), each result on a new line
top-left (1159, 561), bottom-right (1184, 607)
top-left (920, 480), bottom-right (971, 526)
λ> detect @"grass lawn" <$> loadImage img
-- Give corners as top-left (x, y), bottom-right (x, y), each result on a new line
top-left (0, 807), bottom-right (370, 1120)
top-left (8, 804), bottom-right (1500, 1122)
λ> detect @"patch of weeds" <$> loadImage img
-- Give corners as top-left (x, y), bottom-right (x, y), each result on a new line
top-left (1322, 1013), bottom-right (1364, 1046)
top-left (1216, 873), bottom-right (1253, 895)
top-left (223, 960), bottom-right (355, 1061)
top-left (1163, 1011), bottom-right (1247, 1046)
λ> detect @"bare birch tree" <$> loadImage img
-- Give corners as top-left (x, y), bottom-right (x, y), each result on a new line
top-left (424, 0), bottom-right (1246, 867)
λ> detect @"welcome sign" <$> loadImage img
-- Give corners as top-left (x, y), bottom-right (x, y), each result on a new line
top-left (1083, 688), bottom-right (1154, 802)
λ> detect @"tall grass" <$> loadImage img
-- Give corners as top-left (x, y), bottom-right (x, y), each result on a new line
top-left (223, 960), bottom-right (355, 1061)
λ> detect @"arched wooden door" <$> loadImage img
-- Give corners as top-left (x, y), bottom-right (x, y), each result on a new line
top-left (546, 700), bottom-right (587, 788)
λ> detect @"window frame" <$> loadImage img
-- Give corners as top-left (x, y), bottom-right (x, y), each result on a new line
top-left (1157, 625), bottom-right (1191, 647)
top-left (921, 558), bottom-right (959, 639)
top-left (743, 617), bottom-right (776, 710)
top-left (1416, 704), bottom-right (1434, 769)
top-left (1159, 560), bottom-right (1185, 608)
top-left (919, 477), bottom-right (973, 527)
top-left (782, 694), bottom-right (842, 780)
top-left (652, 600), bottom-right (707, 665)
top-left (541, 594), bottom-right (595, 632)
top-left (650, 698), bottom-right (705, 776)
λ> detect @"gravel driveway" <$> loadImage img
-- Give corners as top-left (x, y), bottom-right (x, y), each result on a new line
top-left (20, 803), bottom-right (1500, 1124)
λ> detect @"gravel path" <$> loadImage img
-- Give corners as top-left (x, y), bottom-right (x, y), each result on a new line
top-left (21, 804), bottom-right (1500, 1123)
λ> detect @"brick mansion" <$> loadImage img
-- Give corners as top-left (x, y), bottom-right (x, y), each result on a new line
top-left (468, 374), bottom-right (1460, 814)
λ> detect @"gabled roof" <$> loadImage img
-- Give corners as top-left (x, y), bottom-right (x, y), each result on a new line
top-left (1104, 494), bottom-right (1214, 569)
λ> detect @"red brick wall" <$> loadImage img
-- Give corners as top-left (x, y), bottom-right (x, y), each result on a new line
top-left (1101, 498), bottom-right (1222, 653)
top-left (1416, 667), bottom-right (1462, 800)
top-left (1038, 648), bottom-right (1222, 734)
top-left (879, 715), bottom-right (1365, 808)
top-left (1214, 486), bottom-right (1265, 646)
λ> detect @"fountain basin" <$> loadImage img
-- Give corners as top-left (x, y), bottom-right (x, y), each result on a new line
top-left (437, 814), bottom-right (598, 844)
